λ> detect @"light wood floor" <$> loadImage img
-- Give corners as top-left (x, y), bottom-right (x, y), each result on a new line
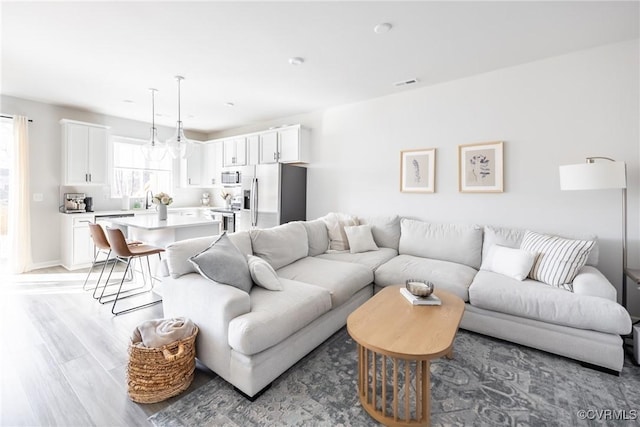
top-left (0, 265), bottom-right (216, 427)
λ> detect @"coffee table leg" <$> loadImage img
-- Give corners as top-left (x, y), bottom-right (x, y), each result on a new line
top-left (422, 360), bottom-right (430, 426)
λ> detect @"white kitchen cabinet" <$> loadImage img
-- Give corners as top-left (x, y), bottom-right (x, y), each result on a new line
top-left (181, 143), bottom-right (203, 186)
top-left (259, 131), bottom-right (279, 164)
top-left (223, 138), bottom-right (246, 167)
top-left (61, 119), bottom-right (109, 185)
top-left (61, 213), bottom-right (95, 270)
top-left (258, 125), bottom-right (310, 164)
top-left (278, 125), bottom-right (309, 163)
top-left (247, 135), bottom-right (260, 166)
top-left (202, 141), bottom-right (223, 186)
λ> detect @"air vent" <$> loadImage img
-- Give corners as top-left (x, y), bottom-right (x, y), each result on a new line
top-left (393, 78), bottom-right (419, 87)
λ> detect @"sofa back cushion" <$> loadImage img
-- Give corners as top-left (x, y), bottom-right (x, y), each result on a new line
top-left (399, 218), bottom-right (483, 269)
top-left (302, 219), bottom-right (330, 256)
top-left (482, 226), bottom-right (599, 267)
top-left (358, 215), bottom-right (401, 250)
top-left (165, 231), bottom-right (252, 279)
top-left (250, 222), bottom-right (309, 270)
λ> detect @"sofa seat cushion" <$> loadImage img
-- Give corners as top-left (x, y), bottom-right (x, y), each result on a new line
top-left (228, 278), bottom-right (332, 356)
top-left (277, 257), bottom-right (373, 307)
top-left (316, 247), bottom-right (398, 271)
top-left (374, 254), bottom-right (476, 302)
top-left (468, 271), bottom-right (631, 335)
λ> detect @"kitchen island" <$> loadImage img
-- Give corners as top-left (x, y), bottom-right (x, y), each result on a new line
top-left (107, 212), bottom-right (222, 248)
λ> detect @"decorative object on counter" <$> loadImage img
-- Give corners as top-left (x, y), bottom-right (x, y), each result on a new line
top-left (166, 75), bottom-right (193, 160)
top-left (201, 192), bottom-right (210, 207)
top-left (458, 141), bottom-right (504, 193)
top-left (142, 88), bottom-right (167, 162)
top-left (405, 279), bottom-right (434, 297)
top-left (220, 190), bottom-right (231, 209)
top-left (400, 148), bottom-right (436, 193)
top-left (153, 191), bottom-right (173, 221)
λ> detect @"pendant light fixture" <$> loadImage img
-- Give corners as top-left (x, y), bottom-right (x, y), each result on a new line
top-left (141, 88), bottom-right (167, 162)
top-left (166, 75), bottom-right (193, 159)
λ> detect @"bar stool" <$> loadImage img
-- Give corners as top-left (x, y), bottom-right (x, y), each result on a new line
top-left (102, 227), bottom-right (164, 315)
top-left (83, 223), bottom-right (139, 299)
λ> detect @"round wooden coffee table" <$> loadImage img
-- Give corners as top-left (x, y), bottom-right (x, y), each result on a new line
top-left (347, 285), bottom-right (465, 427)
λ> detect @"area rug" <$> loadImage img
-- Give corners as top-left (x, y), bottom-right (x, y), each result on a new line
top-left (149, 328), bottom-right (640, 426)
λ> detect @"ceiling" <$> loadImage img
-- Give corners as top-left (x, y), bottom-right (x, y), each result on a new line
top-left (1, 1), bottom-right (638, 134)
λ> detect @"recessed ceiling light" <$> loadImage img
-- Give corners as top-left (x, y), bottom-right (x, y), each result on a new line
top-left (374, 23), bottom-right (392, 34)
top-left (225, 102), bottom-right (235, 107)
top-left (393, 78), bottom-right (419, 87)
top-left (288, 57), bottom-right (305, 66)
top-left (123, 99), bottom-right (134, 104)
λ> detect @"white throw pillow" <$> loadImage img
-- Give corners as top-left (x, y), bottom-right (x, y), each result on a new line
top-left (520, 230), bottom-right (595, 290)
top-left (480, 244), bottom-right (537, 281)
top-left (246, 255), bottom-right (283, 291)
top-left (344, 224), bottom-right (379, 254)
top-left (322, 212), bottom-right (359, 251)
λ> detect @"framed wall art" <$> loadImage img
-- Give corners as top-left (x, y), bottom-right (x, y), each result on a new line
top-left (458, 141), bottom-right (504, 193)
top-left (400, 148), bottom-right (436, 193)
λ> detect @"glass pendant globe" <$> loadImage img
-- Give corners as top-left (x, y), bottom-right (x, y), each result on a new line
top-left (142, 129), bottom-right (167, 162)
top-left (166, 122), bottom-right (193, 159)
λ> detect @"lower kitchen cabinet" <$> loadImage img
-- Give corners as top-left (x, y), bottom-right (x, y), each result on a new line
top-left (61, 213), bottom-right (95, 270)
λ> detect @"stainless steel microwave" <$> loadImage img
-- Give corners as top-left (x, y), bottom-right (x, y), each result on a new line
top-left (221, 171), bottom-right (241, 184)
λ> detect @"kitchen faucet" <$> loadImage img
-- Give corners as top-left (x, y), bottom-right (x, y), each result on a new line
top-left (145, 190), bottom-right (154, 209)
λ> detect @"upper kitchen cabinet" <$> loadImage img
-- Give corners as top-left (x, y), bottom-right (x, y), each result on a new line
top-left (278, 125), bottom-right (310, 163)
top-left (247, 134), bottom-right (260, 166)
top-left (259, 131), bottom-right (278, 164)
top-left (61, 119), bottom-right (109, 185)
top-left (181, 143), bottom-right (203, 187)
top-left (203, 141), bottom-right (223, 186)
top-left (223, 137), bottom-right (246, 167)
top-left (259, 125), bottom-right (310, 164)
top-left (182, 140), bottom-right (224, 187)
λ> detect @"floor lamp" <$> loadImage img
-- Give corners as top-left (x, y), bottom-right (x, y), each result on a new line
top-left (559, 157), bottom-right (633, 308)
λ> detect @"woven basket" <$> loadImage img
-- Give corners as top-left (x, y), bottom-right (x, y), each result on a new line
top-left (126, 326), bottom-right (199, 404)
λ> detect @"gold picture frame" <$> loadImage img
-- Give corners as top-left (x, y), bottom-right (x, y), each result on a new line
top-left (458, 141), bottom-right (504, 193)
top-left (400, 148), bottom-right (436, 193)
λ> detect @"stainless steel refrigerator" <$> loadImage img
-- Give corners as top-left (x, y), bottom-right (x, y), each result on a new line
top-left (236, 163), bottom-right (307, 231)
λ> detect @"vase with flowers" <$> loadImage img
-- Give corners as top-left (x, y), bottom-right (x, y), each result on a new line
top-left (220, 190), bottom-right (231, 209)
top-left (152, 191), bottom-right (173, 221)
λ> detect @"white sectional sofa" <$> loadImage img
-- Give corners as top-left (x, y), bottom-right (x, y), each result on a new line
top-left (161, 215), bottom-right (632, 398)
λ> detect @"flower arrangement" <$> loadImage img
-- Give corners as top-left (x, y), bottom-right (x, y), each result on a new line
top-left (152, 192), bottom-right (173, 206)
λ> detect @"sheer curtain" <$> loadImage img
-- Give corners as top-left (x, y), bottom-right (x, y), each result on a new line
top-left (8, 116), bottom-right (31, 273)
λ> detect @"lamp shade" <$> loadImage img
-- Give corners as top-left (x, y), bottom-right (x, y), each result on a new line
top-left (559, 161), bottom-right (626, 190)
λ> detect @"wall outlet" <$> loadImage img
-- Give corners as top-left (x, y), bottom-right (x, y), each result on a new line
top-left (33, 193), bottom-right (43, 202)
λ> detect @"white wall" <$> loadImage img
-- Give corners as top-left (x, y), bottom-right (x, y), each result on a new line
top-left (211, 40), bottom-right (640, 314)
top-left (0, 95), bottom-right (208, 269)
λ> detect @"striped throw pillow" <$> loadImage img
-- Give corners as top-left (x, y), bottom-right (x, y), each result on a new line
top-left (520, 230), bottom-right (595, 290)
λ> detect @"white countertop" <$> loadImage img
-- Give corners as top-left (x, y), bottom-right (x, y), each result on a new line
top-left (60, 206), bottom-right (221, 218)
top-left (106, 213), bottom-right (221, 231)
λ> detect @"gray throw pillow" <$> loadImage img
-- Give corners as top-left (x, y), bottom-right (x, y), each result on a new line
top-left (189, 233), bottom-right (253, 293)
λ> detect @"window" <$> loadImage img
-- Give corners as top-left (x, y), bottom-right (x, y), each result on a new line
top-left (0, 118), bottom-right (11, 266)
top-left (111, 136), bottom-right (173, 198)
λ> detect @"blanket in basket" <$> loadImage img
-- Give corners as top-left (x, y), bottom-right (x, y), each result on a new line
top-left (132, 317), bottom-right (196, 348)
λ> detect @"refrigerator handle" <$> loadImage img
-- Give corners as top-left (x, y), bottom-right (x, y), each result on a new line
top-left (251, 178), bottom-right (258, 228)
